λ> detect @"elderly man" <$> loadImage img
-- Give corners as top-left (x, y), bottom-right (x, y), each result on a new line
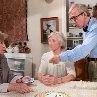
top-left (0, 31), bottom-right (32, 93)
top-left (49, 4), bottom-right (97, 81)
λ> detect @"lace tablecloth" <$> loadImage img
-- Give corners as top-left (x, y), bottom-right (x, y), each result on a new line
top-left (0, 80), bottom-right (97, 97)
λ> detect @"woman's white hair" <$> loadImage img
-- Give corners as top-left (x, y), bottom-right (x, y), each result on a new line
top-left (48, 31), bottom-right (67, 50)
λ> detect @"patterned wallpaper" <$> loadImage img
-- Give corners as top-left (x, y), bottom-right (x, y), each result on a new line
top-left (0, 0), bottom-right (28, 43)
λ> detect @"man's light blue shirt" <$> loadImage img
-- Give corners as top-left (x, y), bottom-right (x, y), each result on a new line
top-left (60, 17), bottom-right (97, 62)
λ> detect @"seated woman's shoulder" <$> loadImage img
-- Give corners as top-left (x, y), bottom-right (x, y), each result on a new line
top-left (66, 61), bottom-right (74, 65)
top-left (41, 51), bottom-right (52, 59)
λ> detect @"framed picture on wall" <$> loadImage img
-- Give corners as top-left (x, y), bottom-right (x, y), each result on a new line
top-left (40, 17), bottom-right (59, 43)
top-left (66, 0), bottom-right (75, 32)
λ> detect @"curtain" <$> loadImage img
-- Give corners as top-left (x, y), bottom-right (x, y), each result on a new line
top-left (0, 0), bottom-right (28, 43)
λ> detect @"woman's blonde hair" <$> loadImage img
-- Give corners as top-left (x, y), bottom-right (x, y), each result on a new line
top-left (48, 31), bottom-right (67, 50)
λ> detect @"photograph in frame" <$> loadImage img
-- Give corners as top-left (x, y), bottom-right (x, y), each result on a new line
top-left (40, 17), bottom-right (59, 43)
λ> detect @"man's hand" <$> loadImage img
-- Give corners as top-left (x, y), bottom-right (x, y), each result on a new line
top-left (8, 83), bottom-right (32, 94)
top-left (49, 55), bottom-right (61, 64)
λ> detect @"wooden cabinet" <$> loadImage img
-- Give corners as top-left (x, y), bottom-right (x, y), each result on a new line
top-left (75, 58), bottom-right (89, 81)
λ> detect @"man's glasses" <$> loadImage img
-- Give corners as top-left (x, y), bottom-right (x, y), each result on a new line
top-left (70, 12), bottom-right (84, 23)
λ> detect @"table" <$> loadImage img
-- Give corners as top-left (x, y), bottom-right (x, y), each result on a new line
top-left (0, 80), bottom-right (97, 97)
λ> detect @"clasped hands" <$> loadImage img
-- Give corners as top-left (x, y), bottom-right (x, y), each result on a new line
top-left (41, 74), bottom-right (62, 86)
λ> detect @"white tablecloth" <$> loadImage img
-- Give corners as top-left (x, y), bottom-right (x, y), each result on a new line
top-left (0, 80), bottom-right (97, 97)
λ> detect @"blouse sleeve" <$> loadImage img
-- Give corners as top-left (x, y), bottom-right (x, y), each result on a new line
top-left (38, 53), bottom-right (48, 74)
top-left (66, 61), bottom-right (76, 77)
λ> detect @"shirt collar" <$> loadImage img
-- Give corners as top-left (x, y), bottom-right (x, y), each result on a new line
top-left (83, 17), bottom-right (91, 32)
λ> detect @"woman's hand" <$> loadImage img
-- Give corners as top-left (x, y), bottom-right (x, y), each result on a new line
top-left (42, 74), bottom-right (57, 86)
top-left (8, 83), bottom-right (32, 94)
top-left (56, 77), bottom-right (62, 84)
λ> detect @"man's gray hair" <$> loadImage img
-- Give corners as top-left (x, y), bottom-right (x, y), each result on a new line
top-left (0, 31), bottom-right (6, 42)
top-left (69, 4), bottom-right (90, 16)
top-left (48, 31), bottom-right (67, 50)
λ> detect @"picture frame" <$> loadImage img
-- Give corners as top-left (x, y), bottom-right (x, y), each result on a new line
top-left (68, 0), bottom-right (75, 28)
top-left (66, 0), bottom-right (75, 32)
top-left (40, 17), bottom-right (59, 43)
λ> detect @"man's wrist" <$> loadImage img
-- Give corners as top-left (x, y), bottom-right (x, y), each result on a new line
top-left (8, 83), bottom-right (16, 91)
top-left (20, 77), bottom-right (24, 82)
top-left (16, 77), bottom-right (24, 83)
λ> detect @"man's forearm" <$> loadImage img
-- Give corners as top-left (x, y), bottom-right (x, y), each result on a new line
top-left (8, 83), bottom-right (16, 92)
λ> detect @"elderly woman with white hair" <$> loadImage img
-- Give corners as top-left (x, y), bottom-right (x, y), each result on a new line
top-left (37, 31), bottom-right (76, 86)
